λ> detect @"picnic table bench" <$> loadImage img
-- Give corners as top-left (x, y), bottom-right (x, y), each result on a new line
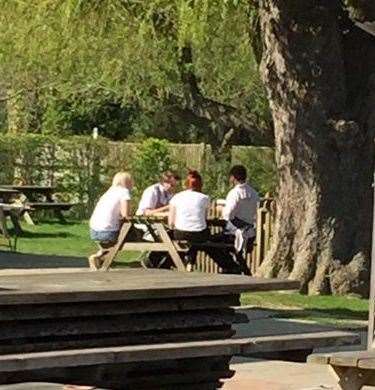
top-left (92, 216), bottom-right (251, 273)
top-left (308, 350), bottom-right (375, 390)
top-left (0, 269), bottom-right (299, 389)
top-left (0, 185), bottom-right (75, 223)
top-left (0, 204), bottom-right (30, 250)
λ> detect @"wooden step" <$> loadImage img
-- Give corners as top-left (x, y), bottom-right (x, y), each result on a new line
top-left (240, 330), bottom-right (360, 355)
top-left (0, 339), bottom-right (245, 372)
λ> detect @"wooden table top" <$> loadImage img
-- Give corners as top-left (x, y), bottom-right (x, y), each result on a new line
top-left (0, 269), bottom-right (299, 305)
top-left (0, 188), bottom-right (20, 195)
top-left (0, 185), bottom-right (54, 192)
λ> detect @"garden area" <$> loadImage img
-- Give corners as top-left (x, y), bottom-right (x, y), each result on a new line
top-left (0, 1), bottom-right (375, 389)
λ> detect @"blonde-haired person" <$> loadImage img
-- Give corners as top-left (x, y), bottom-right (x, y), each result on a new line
top-left (89, 172), bottom-right (133, 269)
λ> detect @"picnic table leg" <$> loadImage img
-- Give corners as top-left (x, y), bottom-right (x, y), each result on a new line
top-left (23, 211), bottom-right (35, 225)
top-left (54, 209), bottom-right (66, 223)
top-left (98, 223), bottom-right (132, 271)
top-left (154, 223), bottom-right (186, 271)
top-left (330, 366), bottom-right (375, 390)
top-left (0, 208), bottom-right (13, 250)
top-left (9, 210), bottom-right (23, 235)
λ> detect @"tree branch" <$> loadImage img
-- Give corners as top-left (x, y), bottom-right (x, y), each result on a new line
top-left (177, 45), bottom-right (274, 149)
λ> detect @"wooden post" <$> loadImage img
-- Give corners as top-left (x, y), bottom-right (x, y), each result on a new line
top-left (368, 171), bottom-right (375, 350)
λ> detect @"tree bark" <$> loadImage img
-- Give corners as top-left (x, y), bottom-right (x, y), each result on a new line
top-left (257, 0), bottom-right (375, 295)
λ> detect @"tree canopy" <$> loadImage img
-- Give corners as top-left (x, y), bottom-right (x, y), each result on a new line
top-left (0, 0), bottom-right (272, 147)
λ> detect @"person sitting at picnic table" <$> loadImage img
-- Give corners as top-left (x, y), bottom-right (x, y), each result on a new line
top-left (212, 164), bottom-right (259, 274)
top-left (135, 170), bottom-right (180, 268)
top-left (169, 170), bottom-right (210, 271)
top-left (88, 171), bottom-right (133, 270)
top-left (136, 171), bottom-right (180, 216)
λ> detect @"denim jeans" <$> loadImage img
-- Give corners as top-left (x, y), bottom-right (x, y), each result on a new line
top-left (90, 229), bottom-right (119, 243)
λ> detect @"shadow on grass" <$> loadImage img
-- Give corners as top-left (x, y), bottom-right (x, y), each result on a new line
top-left (15, 230), bottom-right (75, 239)
top-left (29, 219), bottom-right (81, 226)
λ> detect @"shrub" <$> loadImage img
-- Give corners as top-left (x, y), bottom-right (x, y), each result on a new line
top-left (130, 138), bottom-right (172, 199)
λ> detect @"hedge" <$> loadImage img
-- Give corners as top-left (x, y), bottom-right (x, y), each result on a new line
top-left (0, 135), bottom-right (276, 218)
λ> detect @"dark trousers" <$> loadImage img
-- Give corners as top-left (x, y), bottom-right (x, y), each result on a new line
top-left (173, 228), bottom-right (210, 265)
top-left (204, 233), bottom-right (254, 275)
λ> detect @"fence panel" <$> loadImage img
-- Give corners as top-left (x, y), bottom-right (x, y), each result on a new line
top-left (195, 196), bottom-right (274, 274)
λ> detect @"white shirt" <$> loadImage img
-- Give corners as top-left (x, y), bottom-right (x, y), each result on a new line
top-left (90, 186), bottom-right (131, 231)
top-left (222, 183), bottom-right (259, 225)
top-left (136, 183), bottom-right (172, 215)
top-left (170, 190), bottom-right (210, 232)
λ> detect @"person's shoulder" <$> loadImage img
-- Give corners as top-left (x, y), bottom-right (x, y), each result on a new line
top-left (143, 183), bottom-right (157, 193)
top-left (119, 187), bottom-right (131, 198)
top-left (247, 184), bottom-right (259, 197)
top-left (199, 192), bottom-right (210, 200)
top-left (170, 190), bottom-right (184, 204)
top-left (226, 187), bottom-right (237, 198)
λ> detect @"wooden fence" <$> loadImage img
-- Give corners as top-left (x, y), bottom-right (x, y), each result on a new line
top-left (195, 195), bottom-right (275, 275)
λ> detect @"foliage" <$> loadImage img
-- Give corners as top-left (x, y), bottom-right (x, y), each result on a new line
top-left (232, 146), bottom-right (276, 195)
top-left (0, 134), bottom-right (276, 217)
top-left (0, 0), bottom-right (269, 143)
top-left (131, 138), bottom-right (172, 199)
top-left (202, 151), bottom-right (232, 200)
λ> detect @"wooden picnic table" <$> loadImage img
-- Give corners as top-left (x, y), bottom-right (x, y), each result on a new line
top-left (93, 215), bottom-right (249, 273)
top-left (0, 185), bottom-right (74, 223)
top-left (96, 217), bottom-right (186, 271)
top-left (0, 269), bottom-right (299, 389)
top-left (0, 188), bottom-right (20, 203)
top-left (0, 185), bottom-right (55, 201)
top-left (0, 203), bottom-right (30, 249)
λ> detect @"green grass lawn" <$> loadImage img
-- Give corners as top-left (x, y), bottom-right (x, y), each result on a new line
top-left (1, 220), bottom-right (138, 263)
top-left (241, 292), bottom-right (368, 327)
top-left (0, 220), bottom-right (369, 327)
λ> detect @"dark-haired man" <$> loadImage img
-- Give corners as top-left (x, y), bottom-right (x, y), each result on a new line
top-left (211, 165), bottom-right (259, 274)
top-left (223, 165), bottom-right (259, 233)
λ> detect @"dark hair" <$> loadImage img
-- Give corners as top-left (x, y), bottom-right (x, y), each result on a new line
top-left (229, 165), bottom-right (247, 182)
top-left (161, 170), bottom-right (181, 183)
top-left (185, 170), bottom-right (203, 192)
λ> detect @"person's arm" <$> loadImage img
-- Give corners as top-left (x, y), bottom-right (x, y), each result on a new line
top-left (145, 204), bottom-right (169, 216)
top-left (120, 199), bottom-right (131, 220)
top-left (222, 191), bottom-right (236, 221)
top-left (168, 204), bottom-right (176, 229)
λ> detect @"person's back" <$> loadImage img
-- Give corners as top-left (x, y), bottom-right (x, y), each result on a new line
top-left (223, 182), bottom-right (259, 226)
top-left (90, 185), bottom-right (131, 232)
top-left (170, 189), bottom-right (210, 232)
top-left (89, 171), bottom-right (133, 270)
top-left (169, 170), bottom-right (210, 271)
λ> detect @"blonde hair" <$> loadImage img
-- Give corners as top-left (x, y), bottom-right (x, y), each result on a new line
top-left (112, 172), bottom-right (132, 188)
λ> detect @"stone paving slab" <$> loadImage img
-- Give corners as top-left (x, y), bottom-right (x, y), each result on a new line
top-left (223, 359), bottom-right (375, 389)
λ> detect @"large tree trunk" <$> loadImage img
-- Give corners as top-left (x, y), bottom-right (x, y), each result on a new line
top-left (257, 0), bottom-right (375, 295)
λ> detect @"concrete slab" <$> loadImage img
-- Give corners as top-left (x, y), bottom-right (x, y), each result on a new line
top-left (224, 359), bottom-right (338, 390)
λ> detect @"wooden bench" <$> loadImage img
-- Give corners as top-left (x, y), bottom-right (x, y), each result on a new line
top-left (308, 350), bottom-right (375, 389)
top-left (26, 202), bottom-right (75, 223)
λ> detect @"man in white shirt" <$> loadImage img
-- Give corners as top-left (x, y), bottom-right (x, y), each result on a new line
top-left (213, 165), bottom-right (259, 274)
top-left (136, 171), bottom-right (180, 268)
top-left (223, 165), bottom-right (259, 235)
top-left (136, 171), bottom-right (180, 216)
